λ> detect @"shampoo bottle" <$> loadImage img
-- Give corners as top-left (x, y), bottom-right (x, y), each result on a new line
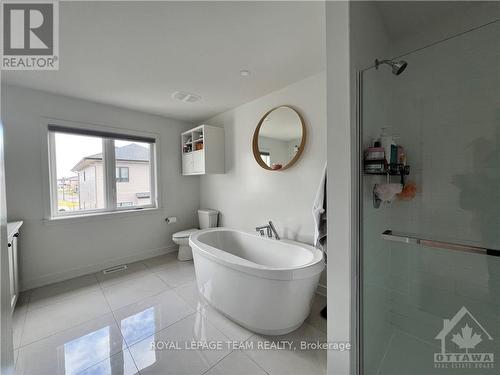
top-left (380, 128), bottom-right (395, 164)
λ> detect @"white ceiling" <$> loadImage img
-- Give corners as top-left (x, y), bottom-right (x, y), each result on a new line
top-left (2, 1), bottom-right (326, 123)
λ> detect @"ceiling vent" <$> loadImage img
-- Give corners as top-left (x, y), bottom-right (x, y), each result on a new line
top-left (171, 91), bottom-right (201, 103)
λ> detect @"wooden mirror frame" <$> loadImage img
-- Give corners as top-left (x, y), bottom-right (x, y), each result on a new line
top-left (252, 105), bottom-right (307, 171)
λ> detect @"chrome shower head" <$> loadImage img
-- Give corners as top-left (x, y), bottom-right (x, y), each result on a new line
top-left (375, 59), bottom-right (408, 75)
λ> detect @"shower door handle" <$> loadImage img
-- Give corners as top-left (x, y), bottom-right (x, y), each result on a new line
top-left (381, 230), bottom-right (500, 257)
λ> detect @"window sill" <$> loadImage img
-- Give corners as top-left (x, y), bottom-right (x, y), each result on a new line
top-left (43, 207), bottom-right (162, 225)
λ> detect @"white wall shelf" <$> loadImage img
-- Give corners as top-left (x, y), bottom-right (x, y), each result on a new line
top-left (182, 124), bottom-right (224, 175)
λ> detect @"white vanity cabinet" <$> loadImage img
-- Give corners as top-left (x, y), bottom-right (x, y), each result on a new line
top-left (7, 221), bottom-right (22, 312)
top-left (182, 125), bottom-right (224, 175)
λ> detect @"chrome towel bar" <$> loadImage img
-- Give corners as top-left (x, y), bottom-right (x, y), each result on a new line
top-left (381, 230), bottom-right (500, 257)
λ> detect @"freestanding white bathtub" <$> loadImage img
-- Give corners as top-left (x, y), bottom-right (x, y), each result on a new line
top-left (189, 227), bottom-right (325, 335)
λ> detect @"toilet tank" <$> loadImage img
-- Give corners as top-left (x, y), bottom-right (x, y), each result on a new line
top-left (198, 209), bottom-right (219, 229)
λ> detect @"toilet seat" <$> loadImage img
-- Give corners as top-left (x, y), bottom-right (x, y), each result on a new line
top-left (172, 228), bottom-right (199, 239)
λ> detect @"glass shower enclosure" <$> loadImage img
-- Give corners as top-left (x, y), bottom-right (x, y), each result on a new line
top-left (360, 20), bottom-right (500, 374)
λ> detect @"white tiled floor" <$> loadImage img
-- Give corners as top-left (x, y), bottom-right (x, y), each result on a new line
top-left (13, 253), bottom-right (327, 375)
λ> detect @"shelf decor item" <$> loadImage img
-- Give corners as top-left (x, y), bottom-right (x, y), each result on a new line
top-left (363, 131), bottom-right (411, 208)
top-left (365, 146), bottom-right (385, 161)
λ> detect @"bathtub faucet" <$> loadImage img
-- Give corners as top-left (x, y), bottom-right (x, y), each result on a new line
top-left (255, 221), bottom-right (280, 240)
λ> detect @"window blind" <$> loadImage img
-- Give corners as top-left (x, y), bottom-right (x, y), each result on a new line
top-left (48, 124), bottom-right (156, 143)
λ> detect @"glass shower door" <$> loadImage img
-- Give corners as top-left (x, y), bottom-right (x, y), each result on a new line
top-left (361, 20), bottom-right (500, 375)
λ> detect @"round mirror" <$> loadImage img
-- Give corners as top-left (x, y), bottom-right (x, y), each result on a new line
top-left (252, 106), bottom-right (306, 171)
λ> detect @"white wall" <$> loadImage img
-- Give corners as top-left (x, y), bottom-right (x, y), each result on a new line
top-left (325, 2), bottom-right (352, 374)
top-left (0, 77), bottom-right (15, 375)
top-left (1, 85), bottom-right (199, 290)
top-left (199, 72), bottom-right (326, 292)
top-left (200, 72), bottom-right (326, 243)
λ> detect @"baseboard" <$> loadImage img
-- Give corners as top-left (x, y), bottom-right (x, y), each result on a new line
top-left (21, 245), bottom-right (178, 291)
top-left (316, 283), bottom-right (327, 297)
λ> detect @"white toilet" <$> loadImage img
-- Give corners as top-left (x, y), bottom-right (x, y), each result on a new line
top-left (172, 209), bottom-right (219, 261)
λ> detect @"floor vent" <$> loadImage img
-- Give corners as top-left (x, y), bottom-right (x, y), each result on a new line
top-left (102, 265), bottom-right (128, 274)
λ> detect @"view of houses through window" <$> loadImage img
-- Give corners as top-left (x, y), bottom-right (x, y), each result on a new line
top-left (115, 140), bottom-right (152, 208)
top-left (55, 133), bottom-right (105, 212)
top-left (53, 131), bottom-right (154, 215)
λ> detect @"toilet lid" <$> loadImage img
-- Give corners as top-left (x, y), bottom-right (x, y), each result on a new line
top-left (173, 228), bottom-right (199, 239)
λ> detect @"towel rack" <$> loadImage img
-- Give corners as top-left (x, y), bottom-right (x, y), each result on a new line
top-left (381, 230), bottom-right (500, 257)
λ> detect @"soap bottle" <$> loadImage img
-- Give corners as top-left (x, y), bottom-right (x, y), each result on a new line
top-left (380, 128), bottom-right (395, 165)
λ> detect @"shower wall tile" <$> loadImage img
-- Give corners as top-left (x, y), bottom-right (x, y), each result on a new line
top-left (388, 311), bottom-right (440, 348)
top-left (363, 16), bottom-right (500, 375)
top-left (376, 330), bottom-right (450, 375)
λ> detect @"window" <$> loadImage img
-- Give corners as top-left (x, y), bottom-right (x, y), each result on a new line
top-left (116, 167), bottom-right (129, 182)
top-left (260, 151), bottom-right (271, 167)
top-left (115, 140), bottom-right (152, 208)
top-left (48, 124), bottom-right (157, 218)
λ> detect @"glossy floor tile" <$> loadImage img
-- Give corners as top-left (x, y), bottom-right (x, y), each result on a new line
top-left (16, 314), bottom-right (125, 375)
top-left (13, 349), bottom-right (19, 369)
top-left (174, 281), bottom-right (208, 311)
top-left (142, 253), bottom-right (178, 268)
top-left (95, 261), bottom-right (151, 288)
top-left (305, 294), bottom-right (327, 334)
top-left (204, 350), bottom-right (267, 375)
top-left (13, 294), bottom-right (29, 349)
top-left (101, 273), bottom-right (169, 311)
top-left (128, 312), bottom-right (231, 374)
top-left (244, 323), bottom-right (327, 375)
top-left (149, 260), bottom-right (196, 288)
top-left (21, 289), bottom-right (111, 346)
top-left (198, 303), bottom-right (253, 342)
top-left (113, 289), bottom-right (195, 346)
top-left (144, 253), bottom-right (196, 287)
top-left (14, 254), bottom-right (327, 375)
top-left (78, 349), bottom-right (139, 375)
top-left (28, 274), bottom-right (100, 311)
top-left (174, 281), bottom-right (252, 341)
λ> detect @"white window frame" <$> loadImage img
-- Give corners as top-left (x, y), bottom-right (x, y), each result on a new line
top-left (44, 119), bottom-right (160, 220)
